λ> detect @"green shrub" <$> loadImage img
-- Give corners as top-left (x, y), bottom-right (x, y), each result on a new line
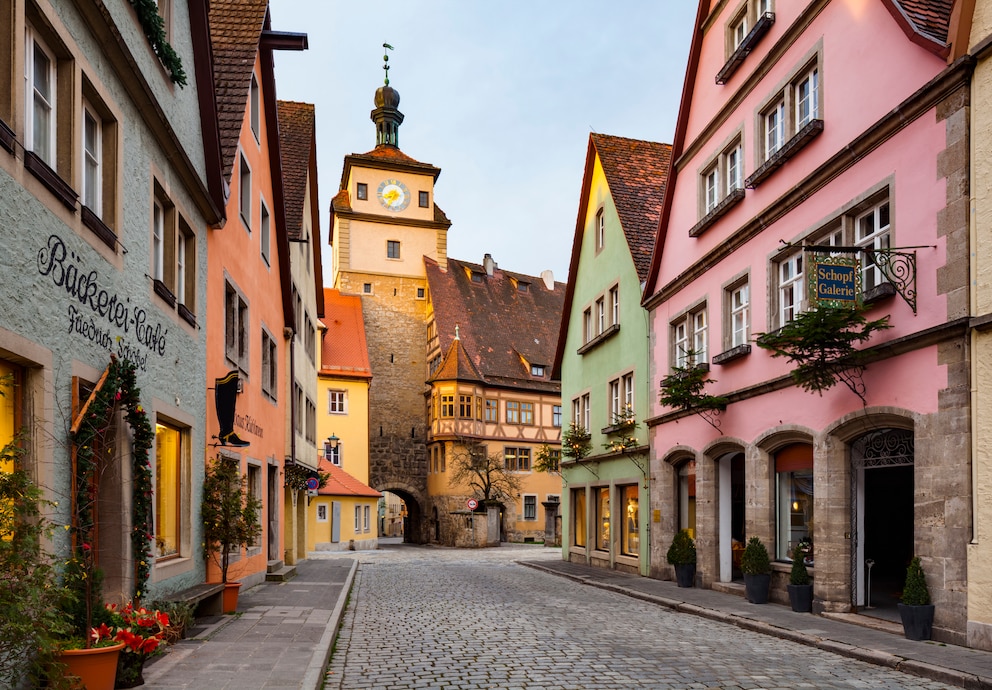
top-left (740, 536), bottom-right (771, 575)
top-left (666, 529), bottom-right (697, 565)
top-left (789, 544), bottom-right (811, 586)
top-left (901, 556), bottom-right (931, 606)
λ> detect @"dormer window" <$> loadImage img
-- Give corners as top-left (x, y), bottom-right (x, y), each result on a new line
top-left (471, 272), bottom-right (484, 283)
top-left (531, 365), bottom-right (545, 377)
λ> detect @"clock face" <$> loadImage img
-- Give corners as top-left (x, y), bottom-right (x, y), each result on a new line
top-left (377, 178), bottom-right (410, 212)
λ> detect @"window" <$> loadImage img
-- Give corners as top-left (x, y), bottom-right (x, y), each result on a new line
top-left (856, 201), bottom-right (890, 291)
top-left (82, 103), bottom-right (101, 214)
top-left (152, 198), bottom-right (165, 282)
top-left (295, 384), bottom-right (303, 434)
top-left (504, 447), bottom-right (531, 472)
top-left (523, 495), bottom-right (537, 521)
top-left (363, 283), bottom-right (372, 294)
top-left (610, 286), bottom-right (620, 325)
top-left (572, 394), bottom-right (590, 431)
top-left (177, 219), bottom-right (194, 310)
top-left (778, 252), bottom-right (805, 326)
top-left (485, 399), bottom-right (498, 422)
top-left (545, 450), bottom-right (561, 472)
top-left (325, 439), bottom-right (342, 466)
top-left (316, 504), bottom-right (328, 522)
top-left (356, 182), bottom-right (367, 200)
top-left (225, 281), bottom-right (249, 371)
top-left (596, 298), bottom-right (606, 335)
top-left (520, 402), bottom-right (534, 425)
top-left (328, 390), bottom-right (346, 414)
top-left (419, 190), bottom-right (429, 207)
top-left (305, 398), bottom-right (316, 444)
top-left (595, 208), bottom-right (605, 250)
top-left (260, 201), bottom-right (270, 265)
top-left (249, 72), bottom-right (260, 141)
top-left (760, 59), bottom-right (821, 165)
top-left (609, 379), bottom-right (621, 420)
top-left (732, 10), bottom-right (748, 51)
top-left (775, 444), bottom-right (813, 560)
top-left (239, 154), bottom-right (252, 229)
top-left (387, 240), bottom-right (400, 259)
top-left (154, 420), bottom-right (185, 558)
top-left (678, 460), bottom-right (696, 536)
top-left (25, 28), bottom-right (56, 166)
top-left (622, 373), bottom-right (634, 414)
top-left (572, 489), bottom-right (587, 547)
top-left (531, 364), bottom-right (545, 377)
top-left (261, 329), bottom-right (277, 400)
top-left (763, 100), bottom-right (785, 159)
top-left (247, 464), bottom-right (261, 547)
top-left (417, 287), bottom-right (425, 299)
top-left (728, 281), bottom-right (749, 348)
top-left (795, 67), bottom-right (819, 130)
top-left (440, 394), bottom-right (454, 418)
top-left (506, 401), bottom-right (520, 424)
top-left (459, 395), bottom-right (472, 418)
top-left (672, 306), bottom-right (707, 367)
top-left (364, 505), bottom-right (371, 532)
top-left (596, 487), bottom-right (610, 551)
top-left (620, 485), bottom-right (639, 556)
top-left (552, 405), bottom-right (561, 428)
top-left (699, 139), bottom-right (743, 217)
top-left (354, 506), bottom-right (361, 533)
top-left (582, 309), bottom-right (593, 343)
top-left (0, 362), bottom-right (21, 476)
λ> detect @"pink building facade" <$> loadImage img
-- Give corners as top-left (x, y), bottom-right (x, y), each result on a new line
top-left (644, 1), bottom-right (972, 643)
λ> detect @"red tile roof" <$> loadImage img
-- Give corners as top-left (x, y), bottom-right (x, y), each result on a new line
top-left (208, 0), bottom-right (268, 176)
top-left (430, 337), bottom-right (485, 384)
top-left (891, 0), bottom-right (953, 44)
top-left (591, 134), bottom-right (672, 282)
top-left (320, 289), bottom-right (371, 379)
top-left (276, 100), bottom-right (315, 242)
top-left (317, 459), bottom-right (381, 498)
top-left (425, 256), bottom-right (565, 393)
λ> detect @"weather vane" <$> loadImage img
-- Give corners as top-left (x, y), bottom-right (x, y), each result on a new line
top-left (382, 43), bottom-right (394, 86)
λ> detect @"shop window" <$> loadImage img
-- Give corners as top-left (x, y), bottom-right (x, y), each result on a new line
top-left (572, 488), bottom-right (586, 548)
top-left (620, 485), bottom-right (639, 556)
top-left (0, 361), bottom-right (22, 476)
top-left (775, 443), bottom-right (813, 560)
top-left (596, 487), bottom-right (610, 551)
top-left (678, 460), bottom-right (696, 537)
top-left (154, 419), bottom-right (187, 559)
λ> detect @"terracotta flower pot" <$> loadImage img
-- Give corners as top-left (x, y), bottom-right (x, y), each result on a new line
top-left (222, 581), bottom-right (243, 613)
top-left (59, 642), bottom-right (125, 690)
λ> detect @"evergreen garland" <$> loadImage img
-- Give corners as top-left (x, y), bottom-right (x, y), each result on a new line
top-left (129, 0), bottom-right (187, 86)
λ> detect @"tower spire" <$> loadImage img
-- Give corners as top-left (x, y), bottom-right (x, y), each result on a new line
top-left (372, 42), bottom-right (404, 148)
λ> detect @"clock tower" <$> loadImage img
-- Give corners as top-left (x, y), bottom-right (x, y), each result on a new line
top-left (328, 65), bottom-right (451, 542)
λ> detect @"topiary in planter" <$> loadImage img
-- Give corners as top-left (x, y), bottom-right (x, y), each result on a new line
top-left (666, 529), bottom-right (697, 566)
top-left (899, 556), bottom-right (934, 640)
top-left (901, 556), bottom-right (930, 606)
top-left (741, 536), bottom-right (772, 604)
top-left (787, 544), bottom-right (814, 613)
top-left (789, 544), bottom-right (811, 586)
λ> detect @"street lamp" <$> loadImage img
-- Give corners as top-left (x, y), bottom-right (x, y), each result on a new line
top-left (324, 433), bottom-right (339, 458)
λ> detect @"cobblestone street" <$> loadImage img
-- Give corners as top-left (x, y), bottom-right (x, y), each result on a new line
top-left (322, 543), bottom-right (957, 689)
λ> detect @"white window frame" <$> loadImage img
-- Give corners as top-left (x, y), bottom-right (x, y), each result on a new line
top-left (609, 379), bottom-right (621, 420)
top-left (596, 298), bottom-right (606, 335)
top-left (152, 198), bottom-right (165, 282)
top-left (316, 503), bottom-right (328, 522)
top-left (764, 100), bottom-right (785, 159)
top-left (778, 252), bottom-right (805, 325)
top-left (672, 306), bottom-right (707, 368)
top-left (595, 208), bottom-right (605, 251)
top-left (855, 201), bottom-right (890, 292)
top-left (82, 102), bottom-right (102, 214)
top-left (354, 506), bottom-right (361, 533)
top-left (328, 390), bottom-right (346, 414)
top-left (25, 27), bottom-right (57, 166)
top-left (703, 166), bottom-right (719, 213)
top-left (610, 285), bottom-right (620, 326)
top-left (796, 67), bottom-right (819, 130)
top-left (729, 281), bottom-right (749, 348)
top-left (176, 229), bottom-right (187, 305)
top-left (622, 373), bottom-right (634, 414)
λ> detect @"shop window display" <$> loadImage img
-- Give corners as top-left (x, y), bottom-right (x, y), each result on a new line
top-left (620, 485), bottom-right (638, 556)
top-left (596, 487), bottom-right (610, 551)
top-left (775, 444), bottom-right (813, 560)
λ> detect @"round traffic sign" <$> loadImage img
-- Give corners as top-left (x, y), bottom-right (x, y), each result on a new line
top-left (306, 477), bottom-right (319, 491)
top-left (467, 498), bottom-right (479, 510)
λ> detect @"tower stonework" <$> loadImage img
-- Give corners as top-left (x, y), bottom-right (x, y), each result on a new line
top-left (329, 79), bottom-right (450, 542)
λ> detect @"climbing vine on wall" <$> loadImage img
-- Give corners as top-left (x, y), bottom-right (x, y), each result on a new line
top-left (130, 0), bottom-right (187, 86)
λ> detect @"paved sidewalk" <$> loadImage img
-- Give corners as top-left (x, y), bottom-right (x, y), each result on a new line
top-left (141, 558), bottom-right (356, 690)
top-left (522, 559), bottom-right (992, 690)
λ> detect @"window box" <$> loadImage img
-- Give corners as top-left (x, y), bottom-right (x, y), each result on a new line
top-left (81, 205), bottom-right (117, 251)
top-left (178, 303), bottom-right (197, 328)
top-left (712, 343), bottom-right (751, 365)
top-left (716, 12), bottom-right (775, 85)
top-left (0, 119), bottom-right (13, 153)
top-left (153, 278), bottom-right (176, 308)
top-left (24, 150), bottom-right (77, 210)
top-left (689, 188), bottom-right (745, 238)
top-left (746, 119), bottom-right (823, 189)
top-left (863, 281), bottom-right (896, 305)
top-left (577, 322), bottom-right (620, 355)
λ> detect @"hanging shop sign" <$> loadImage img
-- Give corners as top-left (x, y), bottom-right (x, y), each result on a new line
top-left (808, 254), bottom-right (861, 309)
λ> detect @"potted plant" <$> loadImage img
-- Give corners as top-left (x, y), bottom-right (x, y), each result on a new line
top-left (898, 556), bottom-right (934, 641)
top-left (202, 456), bottom-right (263, 613)
top-left (106, 602), bottom-right (171, 688)
top-left (787, 544), bottom-right (813, 612)
top-left (740, 536), bottom-right (772, 604)
top-left (666, 529), bottom-right (697, 588)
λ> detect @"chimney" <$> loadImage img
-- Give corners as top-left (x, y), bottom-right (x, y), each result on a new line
top-left (541, 270), bottom-right (555, 290)
top-left (483, 253), bottom-right (496, 276)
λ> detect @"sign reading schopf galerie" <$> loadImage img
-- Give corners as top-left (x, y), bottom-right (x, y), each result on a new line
top-left (37, 233), bottom-right (170, 371)
top-left (808, 253), bottom-right (861, 309)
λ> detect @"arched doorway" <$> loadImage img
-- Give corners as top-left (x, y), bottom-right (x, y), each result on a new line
top-left (851, 428), bottom-right (914, 613)
top-left (374, 486), bottom-right (426, 544)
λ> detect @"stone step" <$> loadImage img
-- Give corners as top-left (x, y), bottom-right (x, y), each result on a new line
top-left (266, 559), bottom-right (284, 573)
top-left (265, 565), bottom-right (297, 582)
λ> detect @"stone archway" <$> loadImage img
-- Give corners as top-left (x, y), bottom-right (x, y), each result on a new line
top-left (373, 483), bottom-right (427, 544)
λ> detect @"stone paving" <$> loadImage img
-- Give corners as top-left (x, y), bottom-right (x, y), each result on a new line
top-left (324, 543), bottom-right (958, 689)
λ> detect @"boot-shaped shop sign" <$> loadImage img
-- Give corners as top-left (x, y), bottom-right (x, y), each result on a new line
top-left (214, 371), bottom-right (250, 447)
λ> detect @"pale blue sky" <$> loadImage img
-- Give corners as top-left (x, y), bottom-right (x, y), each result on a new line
top-left (269, 1), bottom-right (696, 282)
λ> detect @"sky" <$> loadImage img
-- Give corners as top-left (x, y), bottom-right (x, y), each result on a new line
top-left (269, 1), bottom-right (697, 283)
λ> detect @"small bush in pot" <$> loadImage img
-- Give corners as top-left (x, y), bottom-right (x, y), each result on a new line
top-left (898, 556), bottom-right (934, 641)
top-left (666, 529), bottom-right (696, 588)
top-left (787, 544), bottom-right (813, 612)
top-left (741, 536), bottom-right (772, 604)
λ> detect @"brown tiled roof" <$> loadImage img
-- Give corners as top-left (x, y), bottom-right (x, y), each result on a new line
top-left (892, 0), bottom-right (953, 44)
top-left (429, 337), bottom-right (485, 384)
top-left (319, 288), bottom-right (371, 379)
top-left (434, 204), bottom-right (450, 225)
top-left (317, 459), bottom-right (381, 498)
top-left (591, 134), bottom-right (672, 282)
top-left (339, 147), bottom-right (441, 190)
top-left (277, 100), bottom-right (315, 242)
top-left (209, 0), bottom-right (268, 176)
top-left (425, 256), bottom-right (564, 393)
